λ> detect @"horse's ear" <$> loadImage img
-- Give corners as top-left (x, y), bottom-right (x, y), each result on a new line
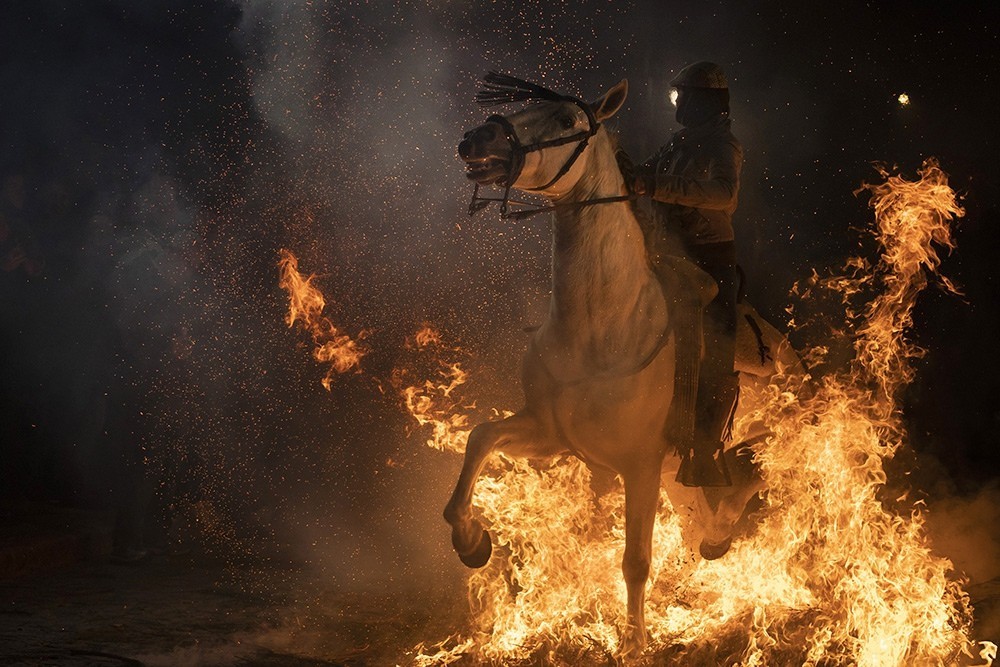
top-left (591, 79), bottom-right (628, 122)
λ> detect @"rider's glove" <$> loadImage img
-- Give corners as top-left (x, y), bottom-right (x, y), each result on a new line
top-left (632, 165), bottom-right (655, 196)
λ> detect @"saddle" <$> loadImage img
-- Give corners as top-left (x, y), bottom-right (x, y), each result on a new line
top-left (653, 255), bottom-right (778, 452)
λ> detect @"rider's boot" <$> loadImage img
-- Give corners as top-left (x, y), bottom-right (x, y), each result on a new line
top-left (676, 371), bottom-right (740, 487)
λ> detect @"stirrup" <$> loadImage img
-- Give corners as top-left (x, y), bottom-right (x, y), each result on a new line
top-left (676, 447), bottom-right (732, 487)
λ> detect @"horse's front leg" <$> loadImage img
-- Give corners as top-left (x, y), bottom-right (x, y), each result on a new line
top-left (619, 465), bottom-right (662, 659)
top-left (443, 412), bottom-right (553, 568)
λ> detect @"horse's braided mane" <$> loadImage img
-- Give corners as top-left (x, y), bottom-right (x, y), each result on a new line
top-left (475, 71), bottom-right (567, 107)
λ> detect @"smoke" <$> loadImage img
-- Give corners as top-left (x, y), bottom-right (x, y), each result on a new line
top-left (1, 3), bottom-right (997, 655)
top-left (925, 484), bottom-right (1000, 585)
top-left (220, 0), bottom-right (637, 576)
top-left (132, 643), bottom-right (257, 667)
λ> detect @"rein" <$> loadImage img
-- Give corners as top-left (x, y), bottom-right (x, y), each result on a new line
top-left (467, 72), bottom-right (636, 221)
top-left (468, 186), bottom-right (637, 221)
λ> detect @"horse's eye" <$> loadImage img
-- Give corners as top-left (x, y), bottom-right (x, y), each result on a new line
top-left (560, 116), bottom-right (576, 130)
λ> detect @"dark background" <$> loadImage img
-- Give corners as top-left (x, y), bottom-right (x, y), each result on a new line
top-left (2, 0), bottom-right (998, 588)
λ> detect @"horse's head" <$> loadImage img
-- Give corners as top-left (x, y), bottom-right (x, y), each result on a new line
top-left (458, 75), bottom-right (628, 196)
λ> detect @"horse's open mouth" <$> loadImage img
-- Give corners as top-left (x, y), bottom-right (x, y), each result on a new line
top-left (463, 156), bottom-right (511, 185)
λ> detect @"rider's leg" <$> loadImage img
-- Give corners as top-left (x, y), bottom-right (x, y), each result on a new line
top-left (677, 241), bottom-right (739, 488)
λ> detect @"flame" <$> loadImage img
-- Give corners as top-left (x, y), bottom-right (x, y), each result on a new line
top-left (398, 325), bottom-right (474, 454)
top-left (852, 159), bottom-right (963, 405)
top-left (413, 324), bottom-right (444, 349)
top-left (407, 160), bottom-right (985, 664)
top-left (278, 249), bottom-right (365, 389)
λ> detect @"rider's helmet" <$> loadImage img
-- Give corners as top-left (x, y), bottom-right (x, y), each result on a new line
top-left (670, 61), bottom-right (728, 89)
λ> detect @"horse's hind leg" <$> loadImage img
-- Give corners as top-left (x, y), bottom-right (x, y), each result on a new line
top-left (443, 412), bottom-right (553, 568)
top-left (697, 438), bottom-right (767, 559)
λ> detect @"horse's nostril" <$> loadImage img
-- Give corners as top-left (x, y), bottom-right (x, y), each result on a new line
top-left (458, 138), bottom-right (474, 159)
top-left (459, 122), bottom-right (507, 160)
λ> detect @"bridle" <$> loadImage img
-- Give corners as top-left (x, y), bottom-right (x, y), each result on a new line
top-left (464, 74), bottom-right (672, 387)
top-left (467, 72), bottom-right (635, 221)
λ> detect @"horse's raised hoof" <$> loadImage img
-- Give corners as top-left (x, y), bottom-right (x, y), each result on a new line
top-left (457, 528), bottom-right (492, 569)
top-left (699, 535), bottom-right (733, 560)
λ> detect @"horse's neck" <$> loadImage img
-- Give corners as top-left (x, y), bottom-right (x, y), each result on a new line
top-left (545, 133), bottom-right (665, 350)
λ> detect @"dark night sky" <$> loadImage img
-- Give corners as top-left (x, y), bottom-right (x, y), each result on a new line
top-left (1, 0), bottom-right (998, 585)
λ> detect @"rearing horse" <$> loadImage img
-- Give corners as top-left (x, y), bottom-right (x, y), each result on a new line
top-left (446, 74), bottom-right (787, 657)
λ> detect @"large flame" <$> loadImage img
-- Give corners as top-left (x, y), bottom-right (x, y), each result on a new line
top-left (406, 160), bottom-right (988, 665)
top-left (278, 249), bottom-right (365, 389)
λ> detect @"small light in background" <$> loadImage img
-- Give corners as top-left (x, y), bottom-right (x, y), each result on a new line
top-left (669, 88), bottom-right (679, 107)
top-left (897, 92), bottom-right (910, 106)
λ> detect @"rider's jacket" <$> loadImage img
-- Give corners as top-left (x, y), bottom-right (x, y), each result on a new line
top-left (639, 114), bottom-right (742, 251)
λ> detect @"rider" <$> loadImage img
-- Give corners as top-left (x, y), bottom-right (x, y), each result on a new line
top-left (630, 61), bottom-right (742, 488)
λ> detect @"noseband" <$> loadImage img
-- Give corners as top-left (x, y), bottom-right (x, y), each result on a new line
top-left (467, 72), bottom-right (634, 221)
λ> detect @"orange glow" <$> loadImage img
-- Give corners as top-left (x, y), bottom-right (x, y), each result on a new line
top-left (275, 165), bottom-right (981, 663)
top-left (278, 249), bottom-right (365, 389)
top-left (406, 160), bottom-right (983, 664)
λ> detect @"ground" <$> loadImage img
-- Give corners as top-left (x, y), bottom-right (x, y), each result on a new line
top-left (0, 504), bottom-right (460, 666)
top-left (1, 505), bottom-right (998, 666)
top-left (0, 556), bottom-right (468, 666)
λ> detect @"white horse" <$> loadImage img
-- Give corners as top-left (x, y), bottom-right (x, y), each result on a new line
top-left (447, 73), bottom-right (796, 657)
